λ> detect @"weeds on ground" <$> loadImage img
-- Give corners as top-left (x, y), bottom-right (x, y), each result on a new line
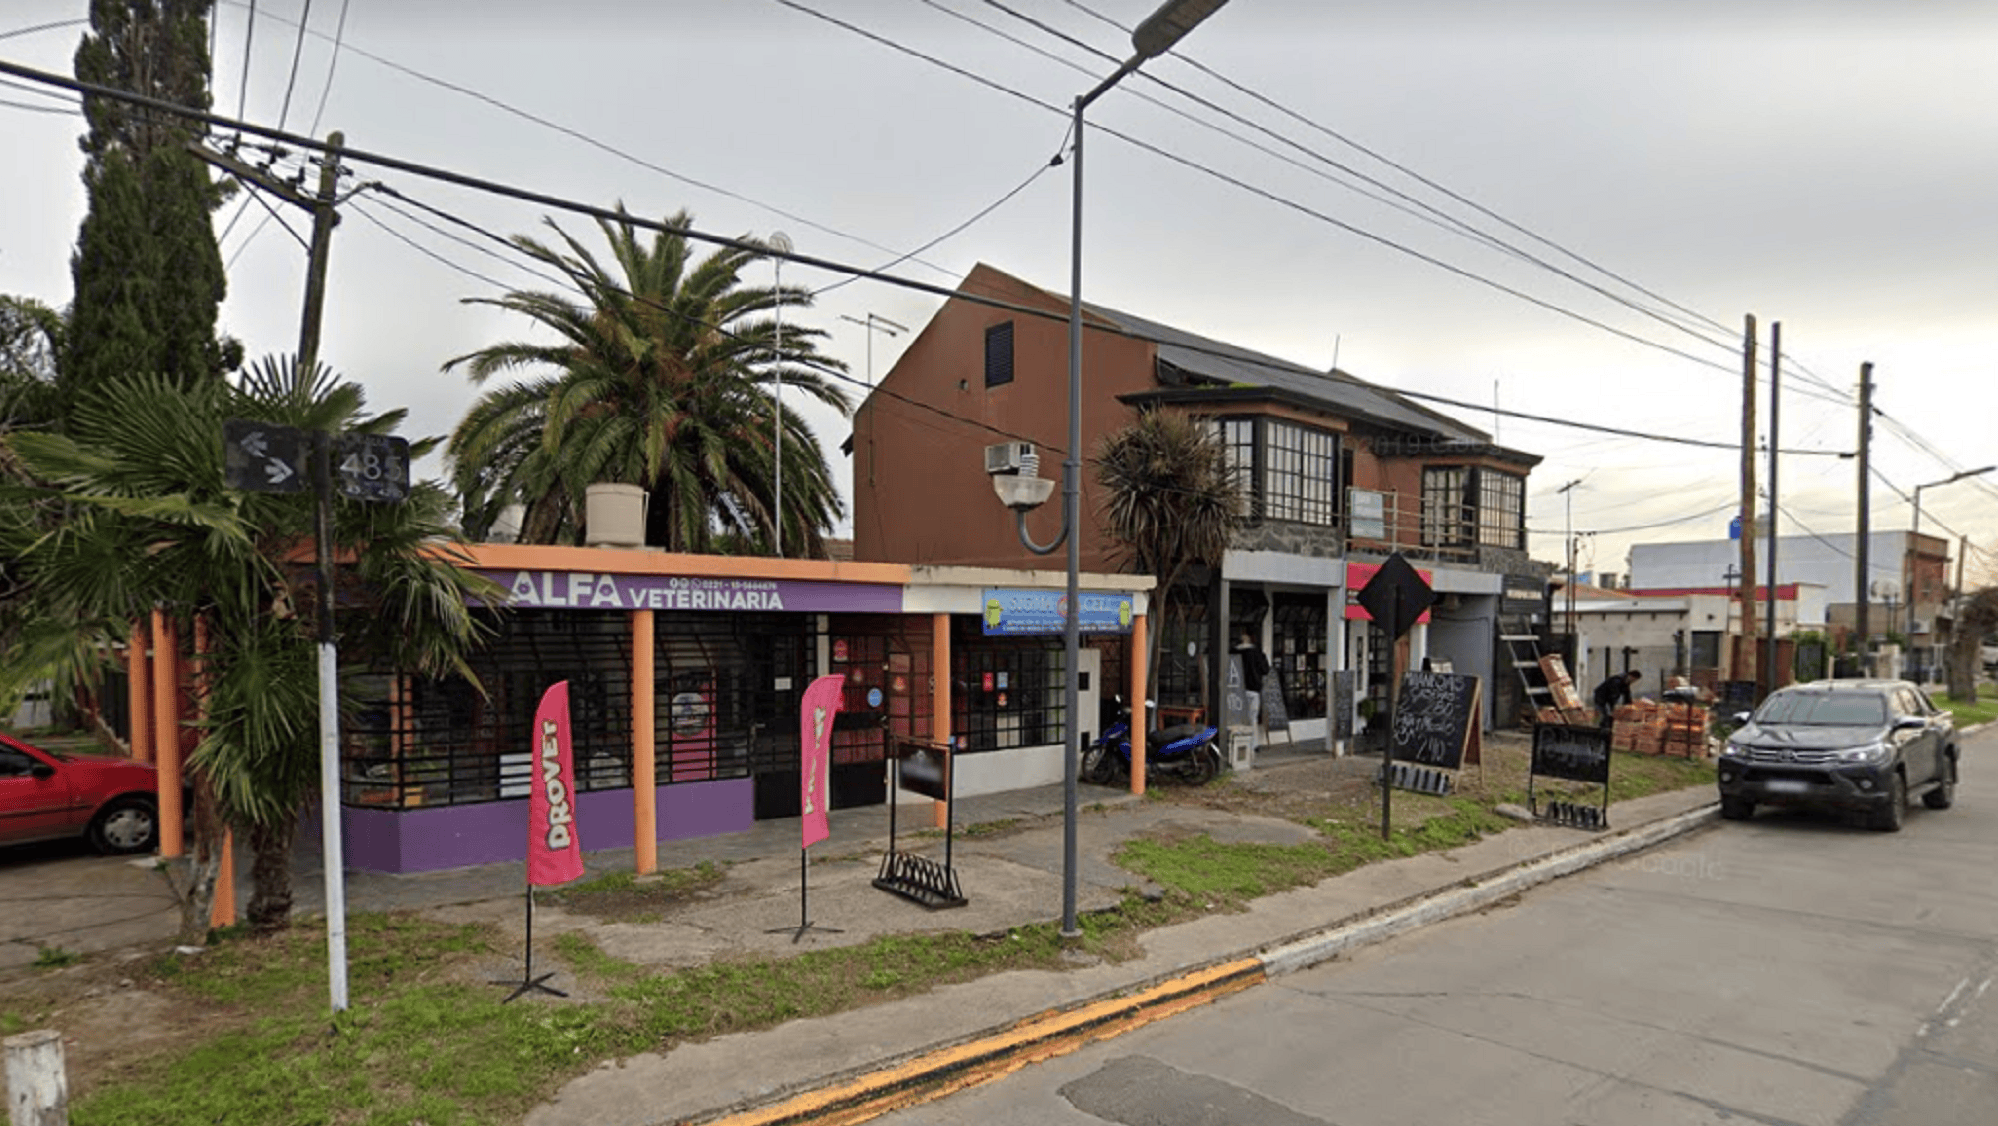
top-left (34, 945), bottom-right (80, 969)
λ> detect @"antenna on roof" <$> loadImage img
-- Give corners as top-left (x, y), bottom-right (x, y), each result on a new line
top-left (1331, 334), bottom-right (1340, 373)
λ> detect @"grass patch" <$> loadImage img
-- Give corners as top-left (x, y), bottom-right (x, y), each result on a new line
top-left (546, 862), bottom-right (725, 923)
top-left (1933, 691), bottom-right (1998, 729)
top-left (35, 945), bottom-right (80, 969)
top-left (959, 818), bottom-right (1020, 838)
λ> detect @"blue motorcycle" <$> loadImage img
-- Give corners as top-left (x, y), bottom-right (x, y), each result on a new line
top-left (1082, 697), bottom-right (1222, 786)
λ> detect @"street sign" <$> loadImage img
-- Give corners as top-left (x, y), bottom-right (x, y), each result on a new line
top-left (334, 433), bottom-right (411, 503)
top-left (1355, 552), bottom-right (1435, 640)
top-left (222, 419), bottom-right (308, 494)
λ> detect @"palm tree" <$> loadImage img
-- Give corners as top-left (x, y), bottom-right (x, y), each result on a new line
top-left (1096, 409), bottom-right (1245, 701)
top-left (445, 208), bottom-right (850, 556)
top-left (0, 360), bottom-right (494, 936)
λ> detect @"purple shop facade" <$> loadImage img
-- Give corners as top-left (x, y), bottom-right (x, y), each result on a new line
top-left (342, 568), bottom-right (905, 874)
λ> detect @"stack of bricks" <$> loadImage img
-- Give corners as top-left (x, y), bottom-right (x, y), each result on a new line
top-left (1536, 656), bottom-right (1595, 726)
top-left (1610, 700), bottom-right (1711, 757)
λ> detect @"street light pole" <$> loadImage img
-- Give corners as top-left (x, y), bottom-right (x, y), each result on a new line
top-left (1046, 0), bottom-right (1229, 939)
top-left (1909, 465), bottom-right (1995, 679)
top-left (768, 232), bottom-right (793, 557)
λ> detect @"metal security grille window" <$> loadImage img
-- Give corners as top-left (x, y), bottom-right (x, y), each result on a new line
top-left (1271, 593), bottom-right (1328, 720)
top-left (1214, 417), bottom-right (1339, 525)
top-left (984, 321), bottom-right (1014, 388)
top-left (1479, 469), bottom-right (1525, 549)
top-left (345, 610), bottom-right (828, 809)
top-left (827, 615), bottom-right (935, 763)
top-left (1421, 466), bottom-right (1473, 548)
top-left (1153, 584), bottom-right (1210, 717)
top-left (953, 626), bottom-right (1065, 753)
top-left (346, 610), bottom-right (637, 808)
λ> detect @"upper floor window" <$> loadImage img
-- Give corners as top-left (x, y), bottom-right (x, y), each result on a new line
top-left (984, 322), bottom-right (1014, 388)
top-left (1422, 467), bottom-right (1471, 547)
top-left (1422, 466), bottom-right (1525, 550)
top-left (1479, 469), bottom-right (1524, 549)
top-left (1212, 417), bottom-right (1339, 527)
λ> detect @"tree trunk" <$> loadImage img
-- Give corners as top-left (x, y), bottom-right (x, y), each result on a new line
top-left (163, 770), bottom-right (222, 945)
top-left (246, 808), bottom-right (301, 933)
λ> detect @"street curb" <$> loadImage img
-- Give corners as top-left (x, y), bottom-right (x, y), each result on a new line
top-left (1258, 802), bottom-right (1720, 977)
top-left (697, 958), bottom-right (1267, 1126)
top-left (688, 797), bottom-right (1720, 1126)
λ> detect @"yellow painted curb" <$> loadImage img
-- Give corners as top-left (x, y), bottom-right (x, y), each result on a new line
top-left (695, 957), bottom-right (1267, 1126)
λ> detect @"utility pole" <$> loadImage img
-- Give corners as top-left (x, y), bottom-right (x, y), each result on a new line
top-left (302, 132), bottom-right (351, 1015)
top-left (1764, 321), bottom-right (1781, 695)
top-left (1855, 363), bottom-right (1874, 670)
top-left (1738, 314), bottom-right (1758, 694)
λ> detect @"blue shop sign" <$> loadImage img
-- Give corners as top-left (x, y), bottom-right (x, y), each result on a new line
top-left (981, 588), bottom-right (1135, 636)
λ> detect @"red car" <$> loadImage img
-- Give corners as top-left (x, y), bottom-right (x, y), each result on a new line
top-left (0, 732), bottom-right (160, 854)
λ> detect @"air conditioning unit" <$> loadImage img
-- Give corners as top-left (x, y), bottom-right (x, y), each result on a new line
top-left (1909, 620), bottom-right (1929, 637)
top-left (984, 441), bottom-right (1038, 476)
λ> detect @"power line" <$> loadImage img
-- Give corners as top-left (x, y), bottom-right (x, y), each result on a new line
top-left (273, 0), bottom-right (313, 131)
top-left (0, 18), bottom-right (87, 43)
top-left (983, 0), bottom-right (1748, 365)
top-left (0, 60), bottom-right (1896, 465)
top-left (212, 0), bottom-right (961, 284)
top-left (0, 95), bottom-right (77, 116)
top-left (223, 0), bottom-right (352, 267)
top-left (768, 0), bottom-right (1850, 402)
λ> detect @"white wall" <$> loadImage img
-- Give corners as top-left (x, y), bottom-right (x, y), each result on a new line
top-left (1630, 533), bottom-right (1907, 603)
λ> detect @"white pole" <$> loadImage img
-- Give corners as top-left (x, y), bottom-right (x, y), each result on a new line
top-left (768, 231), bottom-right (792, 557)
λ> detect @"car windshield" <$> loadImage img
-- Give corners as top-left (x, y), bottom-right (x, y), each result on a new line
top-left (1754, 692), bottom-right (1886, 726)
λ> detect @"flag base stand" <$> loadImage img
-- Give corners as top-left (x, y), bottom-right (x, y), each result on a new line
top-left (767, 848), bottom-right (843, 944)
top-left (495, 887), bottom-right (568, 1003)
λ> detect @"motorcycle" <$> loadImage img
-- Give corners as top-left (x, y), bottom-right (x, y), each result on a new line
top-left (1082, 696), bottom-right (1223, 786)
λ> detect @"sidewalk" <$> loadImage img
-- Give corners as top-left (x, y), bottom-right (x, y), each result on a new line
top-left (504, 747), bottom-right (1719, 1126)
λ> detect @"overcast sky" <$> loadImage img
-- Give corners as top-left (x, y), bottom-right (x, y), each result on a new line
top-left (5, 0), bottom-right (1995, 588)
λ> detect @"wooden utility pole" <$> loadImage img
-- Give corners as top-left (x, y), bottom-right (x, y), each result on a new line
top-left (1738, 314), bottom-right (1759, 692)
top-left (1764, 321), bottom-right (1781, 695)
top-left (1855, 363), bottom-right (1875, 666)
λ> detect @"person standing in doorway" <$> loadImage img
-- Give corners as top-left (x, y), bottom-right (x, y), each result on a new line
top-left (1235, 630), bottom-right (1271, 746)
top-left (1593, 669), bottom-right (1641, 727)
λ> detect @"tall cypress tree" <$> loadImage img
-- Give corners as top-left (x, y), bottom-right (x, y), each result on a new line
top-left (65, 0), bottom-right (232, 394)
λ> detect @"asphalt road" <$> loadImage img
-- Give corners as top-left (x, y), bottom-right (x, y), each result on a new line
top-left (874, 725), bottom-right (1998, 1126)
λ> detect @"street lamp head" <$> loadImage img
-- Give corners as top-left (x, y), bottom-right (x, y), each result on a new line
top-left (1131, 0), bottom-right (1229, 59)
top-left (992, 473), bottom-right (1056, 512)
top-left (765, 231), bottom-right (793, 256)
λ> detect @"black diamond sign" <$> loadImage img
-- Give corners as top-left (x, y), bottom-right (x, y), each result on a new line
top-left (222, 419), bottom-right (308, 494)
top-left (1355, 552), bottom-right (1435, 641)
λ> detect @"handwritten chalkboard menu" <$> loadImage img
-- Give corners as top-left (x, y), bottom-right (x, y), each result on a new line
top-left (1263, 668), bottom-right (1290, 730)
top-left (1332, 670), bottom-right (1357, 739)
top-left (1390, 672), bottom-right (1479, 769)
top-left (1531, 724), bottom-right (1611, 785)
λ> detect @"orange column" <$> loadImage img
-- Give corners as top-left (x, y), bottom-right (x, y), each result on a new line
top-left (210, 833), bottom-right (236, 929)
top-left (931, 613), bottom-right (950, 829)
top-left (1129, 614), bottom-right (1148, 796)
top-left (150, 611), bottom-right (182, 857)
top-left (632, 609), bottom-right (657, 874)
top-left (127, 623), bottom-right (152, 764)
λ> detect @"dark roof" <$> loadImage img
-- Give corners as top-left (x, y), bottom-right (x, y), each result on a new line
top-left (1085, 299), bottom-right (1494, 444)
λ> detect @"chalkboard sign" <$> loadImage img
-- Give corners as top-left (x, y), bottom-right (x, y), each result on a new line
top-left (1531, 724), bottom-right (1611, 785)
top-left (1390, 671), bottom-right (1479, 769)
top-left (1263, 667), bottom-right (1290, 730)
top-left (894, 739), bottom-right (951, 800)
top-left (1332, 670), bottom-right (1357, 739)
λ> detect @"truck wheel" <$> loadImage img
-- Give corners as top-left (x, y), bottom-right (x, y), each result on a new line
top-left (1922, 755), bottom-right (1956, 810)
top-left (1719, 796), bottom-right (1755, 821)
top-left (1871, 772), bottom-right (1907, 832)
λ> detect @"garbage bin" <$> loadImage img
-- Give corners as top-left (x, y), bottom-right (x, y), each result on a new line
top-left (1227, 726), bottom-right (1254, 772)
